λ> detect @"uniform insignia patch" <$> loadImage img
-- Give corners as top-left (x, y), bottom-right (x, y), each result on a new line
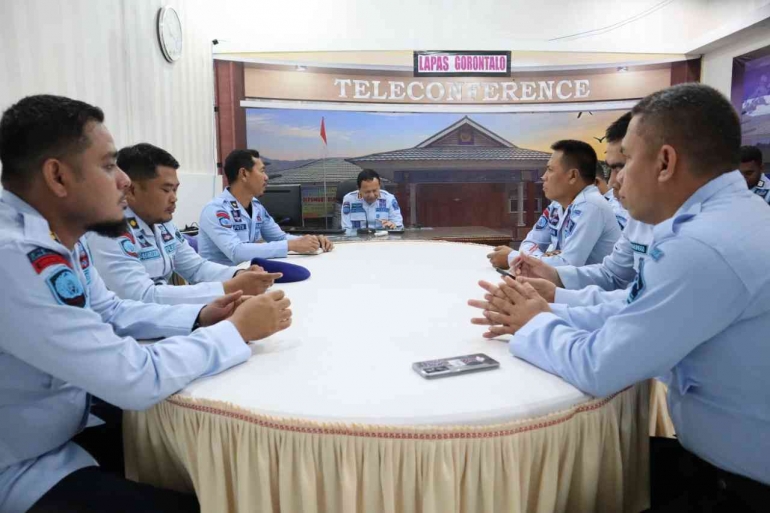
top-left (127, 217), bottom-right (139, 229)
top-left (76, 241), bottom-right (90, 270)
top-left (27, 248), bottom-right (69, 274)
top-left (343, 202), bottom-right (351, 215)
top-left (216, 210), bottom-right (232, 228)
top-left (564, 219), bottom-right (576, 237)
top-left (135, 232), bottom-right (151, 248)
top-left (46, 268), bottom-right (86, 308)
top-left (118, 234), bottom-right (139, 258)
top-left (159, 225), bottom-right (174, 242)
top-left (535, 216), bottom-right (548, 230)
top-left (392, 199), bottom-right (400, 211)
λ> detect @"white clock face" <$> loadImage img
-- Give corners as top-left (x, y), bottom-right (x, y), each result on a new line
top-left (158, 7), bottom-right (183, 63)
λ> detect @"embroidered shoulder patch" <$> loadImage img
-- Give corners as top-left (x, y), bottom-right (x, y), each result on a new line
top-left (27, 247), bottom-right (69, 274)
top-left (216, 210), bottom-right (232, 228)
top-left (118, 233), bottom-right (139, 258)
top-left (392, 199), bottom-right (400, 211)
top-left (46, 267), bottom-right (86, 308)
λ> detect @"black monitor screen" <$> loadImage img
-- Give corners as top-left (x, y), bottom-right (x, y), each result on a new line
top-left (259, 185), bottom-right (303, 227)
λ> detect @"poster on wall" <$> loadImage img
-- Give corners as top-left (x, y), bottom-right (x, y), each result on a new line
top-left (247, 107), bottom-right (629, 226)
top-left (734, 47), bottom-right (770, 166)
top-left (247, 108), bottom-right (629, 167)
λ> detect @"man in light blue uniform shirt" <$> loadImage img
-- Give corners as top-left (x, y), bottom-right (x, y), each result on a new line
top-left (488, 140), bottom-right (621, 269)
top-left (0, 95), bottom-right (293, 512)
top-left (198, 149), bottom-right (333, 264)
top-left (88, 144), bottom-right (278, 305)
top-left (604, 188), bottom-right (628, 229)
top-left (471, 84), bottom-right (770, 511)
top-left (515, 112), bottom-right (654, 309)
top-left (739, 145), bottom-right (770, 204)
top-left (595, 161), bottom-right (628, 229)
top-left (341, 169), bottom-right (404, 230)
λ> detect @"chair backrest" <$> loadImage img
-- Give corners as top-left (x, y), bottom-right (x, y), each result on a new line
top-left (183, 233), bottom-right (198, 253)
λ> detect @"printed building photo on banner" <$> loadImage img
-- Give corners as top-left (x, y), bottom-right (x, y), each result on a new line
top-left (247, 108), bottom-right (628, 232)
top-left (734, 47), bottom-right (770, 169)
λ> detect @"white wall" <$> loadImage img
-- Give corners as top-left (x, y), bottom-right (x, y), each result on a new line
top-left (701, 18), bottom-right (770, 98)
top-left (0, 0), bottom-right (218, 226)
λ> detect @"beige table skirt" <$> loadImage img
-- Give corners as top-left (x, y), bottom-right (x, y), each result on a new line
top-left (124, 381), bottom-right (650, 513)
top-left (649, 381), bottom-right (676, 439)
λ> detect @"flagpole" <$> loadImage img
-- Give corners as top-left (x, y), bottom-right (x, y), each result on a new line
top-left (320, 117), bottom-right (329, 229)
top-left (322, 145), bottom-right (328, 229)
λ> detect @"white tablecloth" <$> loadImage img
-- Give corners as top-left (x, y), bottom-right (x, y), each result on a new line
top-left (125, 241), bottom-right (650, 513)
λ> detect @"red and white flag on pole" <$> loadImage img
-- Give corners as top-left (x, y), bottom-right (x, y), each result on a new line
top-left (320, 117), bottom-right (327, 145)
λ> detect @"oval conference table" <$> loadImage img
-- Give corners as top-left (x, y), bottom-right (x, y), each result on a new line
top-left (124, 240), bottom-right (651, 513)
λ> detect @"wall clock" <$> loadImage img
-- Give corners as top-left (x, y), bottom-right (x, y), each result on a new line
top-left (157, 6), bottom-right (183, 63)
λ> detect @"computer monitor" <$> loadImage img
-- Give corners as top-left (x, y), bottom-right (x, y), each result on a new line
top-left (259, 185), bottom-right (303, 227)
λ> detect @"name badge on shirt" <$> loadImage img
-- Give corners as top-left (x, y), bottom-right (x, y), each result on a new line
top-left (139, 248), bottom-right (161, 261)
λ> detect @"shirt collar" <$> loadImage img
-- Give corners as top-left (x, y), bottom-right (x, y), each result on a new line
top-left (123, 206), bottom-right (153, 234)
top-left (654, 169), bottom-right (745, 241)
top-left (358, 192), bottom-right (383, 203)
top-left (223, 187), bottom-right (249, 212)
top-left (1, 191), bottom-right (69, 251)
top-left (567, 184), bottom-right (596, 208)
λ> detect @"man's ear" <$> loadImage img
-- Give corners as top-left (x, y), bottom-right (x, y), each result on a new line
top-left (657, 145), bottom-right (678, 184)
top-left (41, 158), bottom-right (70, 198)
top-left (125, 182), bottom-right (137, 201)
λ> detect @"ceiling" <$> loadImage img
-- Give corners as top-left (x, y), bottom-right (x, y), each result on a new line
top-left (200, 0), bottom-right (770, 57)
